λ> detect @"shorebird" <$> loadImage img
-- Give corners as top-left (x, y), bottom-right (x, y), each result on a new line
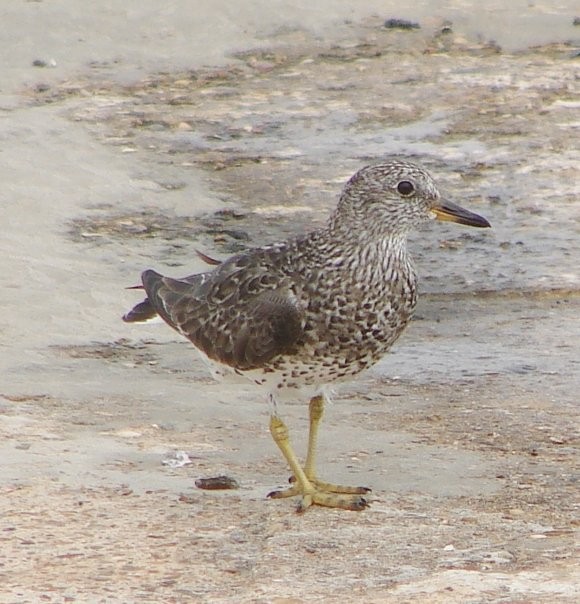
top-left (123, 159), bottom-right (490, 512)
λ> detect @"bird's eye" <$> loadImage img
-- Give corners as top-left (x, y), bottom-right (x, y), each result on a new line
top-left (397, 181), bottom-right (415, 196)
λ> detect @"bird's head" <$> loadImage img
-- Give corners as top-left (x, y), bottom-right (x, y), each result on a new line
top-left (331, 159), bottom-right (490, 236)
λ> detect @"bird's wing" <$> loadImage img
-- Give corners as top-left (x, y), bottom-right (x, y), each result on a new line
top-left (141, 266), bottom-right (304, 370)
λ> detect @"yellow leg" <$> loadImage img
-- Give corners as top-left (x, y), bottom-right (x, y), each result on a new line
top-left (303, 394), bottom-right (323, 478)
top-left (267, 395), bottom-right (370, 512)
top-left (267, 415), bottom-right (317, 512)
top-left (303, 395), bottom-right (370, 495)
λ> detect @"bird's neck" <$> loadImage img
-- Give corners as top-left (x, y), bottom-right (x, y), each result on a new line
top-left (303, 222), bottom-right (413, 283)
top-left (330, 210), bottom-right (409, 253)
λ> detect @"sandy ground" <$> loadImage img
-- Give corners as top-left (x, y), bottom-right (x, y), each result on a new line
top-left (1, 1), bottom-right (579, 602)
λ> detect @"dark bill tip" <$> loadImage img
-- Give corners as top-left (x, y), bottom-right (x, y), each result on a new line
top-left (433, 200), bottom-right (491, 228)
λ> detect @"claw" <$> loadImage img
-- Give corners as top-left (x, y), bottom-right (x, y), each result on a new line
top-left (268, 482), bottom-right (371, 512)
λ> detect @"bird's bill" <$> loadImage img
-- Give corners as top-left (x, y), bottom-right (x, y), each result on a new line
top-left (432, 199), bottom-right (491, 228)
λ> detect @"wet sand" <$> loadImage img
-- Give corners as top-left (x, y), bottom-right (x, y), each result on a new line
top-left (1, 2), bottom-right (579, 602)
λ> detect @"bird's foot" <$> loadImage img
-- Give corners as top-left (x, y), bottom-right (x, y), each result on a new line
top-left (267, 477), bottom-right (370, 512)
top-left (302, 477), bottom-right (371, 496)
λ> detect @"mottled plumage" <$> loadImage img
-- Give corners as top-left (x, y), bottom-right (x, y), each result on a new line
top-left (124, 159), bottom-right (490, 511)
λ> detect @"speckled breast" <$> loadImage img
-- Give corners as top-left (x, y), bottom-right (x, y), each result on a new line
top-left (256, 259), bottom-right (418, 389)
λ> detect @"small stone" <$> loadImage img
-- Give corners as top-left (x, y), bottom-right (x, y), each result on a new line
top-left (32, 58), bottom-right (57, 68)
top-left (195, 475), bottom-right (240, 490)
top-left (440, 21), bottom-right (453, 34)
top-left (384, 18), bottom-right (420, 30)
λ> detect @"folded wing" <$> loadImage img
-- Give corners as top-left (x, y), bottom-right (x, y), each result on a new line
top-left (141, 268), bottom-right (304, 370)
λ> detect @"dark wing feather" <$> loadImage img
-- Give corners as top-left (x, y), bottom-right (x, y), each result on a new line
top-left (195, 249), bottom-right (222, 266)
top-left (123, 249), bottom-right (220, 323)
top-left (230, 291), bottom-right (303, 368)
top-left (122, 299), bottom-right (158, 323)
top-left (141, 267), bottom-right (304, 371)
top-left (122, 272), bottom-right (207, 323)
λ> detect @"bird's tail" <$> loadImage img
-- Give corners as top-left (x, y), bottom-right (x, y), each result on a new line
top-left (122, 249), bottom-right (219, 324)
top-left (122, 297), bottom-right (157, 323)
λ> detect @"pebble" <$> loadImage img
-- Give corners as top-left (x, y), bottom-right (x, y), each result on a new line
top-left (384, 18), bottom-right (420, 30)
top-left (195, 475), bottom-right (240, 490)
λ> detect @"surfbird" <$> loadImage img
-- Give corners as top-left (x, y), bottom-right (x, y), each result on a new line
top-left (123, 159), bottom-right (490, 512)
